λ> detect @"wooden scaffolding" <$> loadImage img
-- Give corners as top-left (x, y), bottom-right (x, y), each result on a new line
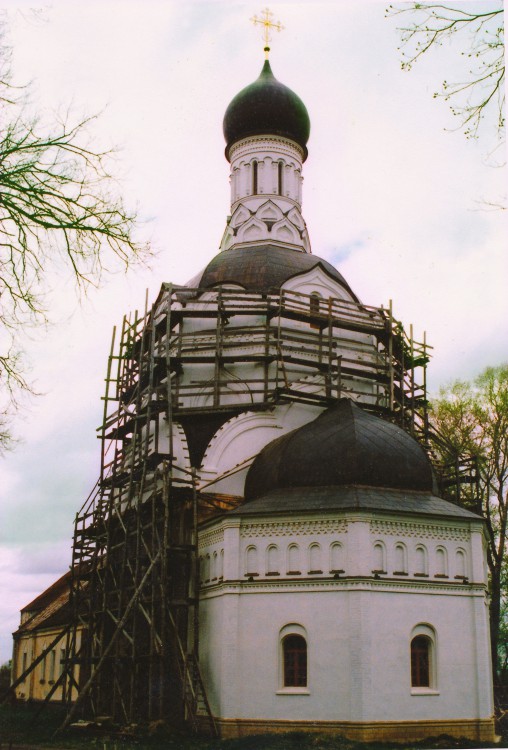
top-left (6, 283), bottom-right (475, 731)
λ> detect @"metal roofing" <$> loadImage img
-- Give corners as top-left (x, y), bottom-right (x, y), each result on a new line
top-left (228, 484), bottom-right (480, 521)
top-left (191, 243), bottom-right (356, 297)
top-left (223, 60), bottom-right (310, 161)
top-left (245, 399), bottom-right (438, 500)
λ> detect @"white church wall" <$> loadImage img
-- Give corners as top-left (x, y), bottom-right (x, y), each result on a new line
top-left (198, 511), bottom-right (492, 725)
top-left (364, 587), bottom-right (493, 721)
top-left (199, 580), bottom-right (492, 723)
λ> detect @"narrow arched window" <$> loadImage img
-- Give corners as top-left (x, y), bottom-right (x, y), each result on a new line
top-left (287, 544), bottom-right (301, 574)
top-left (455, 548), bottom-right (467, 578)
top-left (266, 544), bottom-right (280, 575)
top-left (245, 545), bottom-right (258, 576)
top-left (411, 635), bottom-right (431, 687)
top-left (394, 543), bottom-right (407, 574)
top-left (308, 543), bottom-right (322, 573)
top-left (373, 542), bottom-right (386, 573)
top-left (252, 160), bottom-right (258, 194)
top-left (310, 292), bottom-right (321, 330)
top-left (415, 545), bottom-right (428, 576)
top-left (435, 547), bottom-right (448, 577)
top-left (278, 161), bottom-right (284, 195)
top-left (330, 542), bottom-right (344, 573)
top-left (212, 551), bottom-right (218, 580)
top-left (283, 634), bottom-right (307, 687)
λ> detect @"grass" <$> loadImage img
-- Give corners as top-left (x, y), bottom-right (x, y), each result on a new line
top-left (1, 704), bottom-right (508, 750)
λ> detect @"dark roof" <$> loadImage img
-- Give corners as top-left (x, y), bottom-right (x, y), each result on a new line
top-left (228, 485), bottom-right (481, 521)
top-left (245, 399), bottom-right (438, 501)
top-left (189, 244), bottom-right (356, 298)
top-left (223, 60), bottom-right (310, 161)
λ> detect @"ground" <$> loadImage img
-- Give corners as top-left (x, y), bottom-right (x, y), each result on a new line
top-left (1, 704), bottom-right (508, 750)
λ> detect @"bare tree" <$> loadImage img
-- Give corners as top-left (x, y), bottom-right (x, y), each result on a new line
top-left (0, 22), bottom-right (150, 451)
top-left (387, 3), bottom-right (505, 140)
top-left (431, 365), bottom-right (508, 682)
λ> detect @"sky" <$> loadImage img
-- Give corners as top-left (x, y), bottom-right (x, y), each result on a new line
top-left (0, 0), bottom-right (506, 664)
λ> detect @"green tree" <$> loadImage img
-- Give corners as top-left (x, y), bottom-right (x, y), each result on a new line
top-left (430, 365), bottom-right (508, 680)
top-left (0, 21), bottom-right (150, 451)
top-left (388, 3), bottom-right (504, 141)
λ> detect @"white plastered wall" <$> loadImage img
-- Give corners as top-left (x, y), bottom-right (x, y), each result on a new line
top-left (198, 511), bottom-right (493, 724)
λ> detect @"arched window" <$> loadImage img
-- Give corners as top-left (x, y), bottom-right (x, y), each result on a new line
top-left (435, 547), bottom-right (448, 577)
top-left (245, 545), bottom-right (258, 576)
top-left (287, 544), bottom-right (301, 574)
top-left (394, 542), bottom-right (408, 574)
top-left (252, 160), bottom-right (258, 194)
top-left (309, 292), bottom-right (321, 329)
top-left (329, 542), bottom-right (344, 573)
top-left (266, 544), bottom-right (280, 575)
top-left (373, 541), bottom-right (386, 573)
top-left (283, 634), bottom-right (307, 687)
top-left (410, 624), bottom-right (437, 691)
top-left (415, 545), bottom-right (428, 576)
top-left (308, 543), bottom-right (322, 573)
top-left (212, 551), bottom-right (218, 580)
top-left (219, 549), bottom-right (224, 579)
top-left (455, 548), bottom-right (467, 578)
top-left (278, 160), bottom-right (284, 195)
top-left (411, 635), bottom-right (431, 687)
top-left (204, 553), bottom-right (211, 582)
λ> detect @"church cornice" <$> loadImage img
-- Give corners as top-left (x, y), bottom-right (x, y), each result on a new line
top-left (229, 134), bottom-right (304, 162)
top-left (199, 576), bottom-right (487, 599)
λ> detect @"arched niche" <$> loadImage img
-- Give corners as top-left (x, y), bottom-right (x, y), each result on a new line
top-left (199, 411), bottom-right (283, 497)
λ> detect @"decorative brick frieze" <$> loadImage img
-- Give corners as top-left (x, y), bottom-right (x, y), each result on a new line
top-left (198, 527), bottom-right (225, 550)
top-left (240, 519), bottom-right (348, 538)
top-left (370, 520), bottom-right (469, 541)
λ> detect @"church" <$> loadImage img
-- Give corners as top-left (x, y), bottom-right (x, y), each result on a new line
top-left (12, 18), bottom-right (494, 745)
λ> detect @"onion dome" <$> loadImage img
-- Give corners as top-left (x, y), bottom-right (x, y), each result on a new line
top-left (245, 399), bottom-right (437, 501)
top-left (223, 60), bottom-right (310, 161)
top-left (186, 244), bottom-right (357, 299)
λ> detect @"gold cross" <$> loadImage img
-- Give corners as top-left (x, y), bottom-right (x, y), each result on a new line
top-left (251, 7), bottom-right (284, 59)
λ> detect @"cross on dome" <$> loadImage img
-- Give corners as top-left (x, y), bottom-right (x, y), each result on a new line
top-left (250, 7), bottom-right (284, 59)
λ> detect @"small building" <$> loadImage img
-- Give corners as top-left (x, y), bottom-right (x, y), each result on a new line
top-left (12, 571), bottom-right (81, 703)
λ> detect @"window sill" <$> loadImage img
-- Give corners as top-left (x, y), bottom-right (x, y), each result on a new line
top-left (411, 688), bottom-right (440, 696)
top-left (276, 687), bottom-right (310, 695)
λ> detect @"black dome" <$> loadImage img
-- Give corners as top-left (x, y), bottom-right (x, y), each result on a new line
top-left (187, 244), bottom-right (357, 298)
top-left (223, 60), bottom-right (310, 162)
top-left (245, 399), bottom-right (437, 501)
